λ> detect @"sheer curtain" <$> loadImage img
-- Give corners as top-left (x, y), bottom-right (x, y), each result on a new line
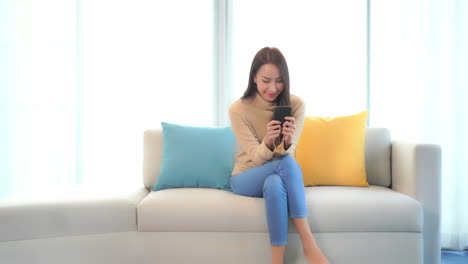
top-left (0, 0), bottom-right (215, 198)
top-left (0, 0), bottom-right (78, 198)
top-left (370, 0), bottom-right (468, 250)
top-left (79, 0), bottom-right (214, 188)
top-left (230, 0), bottom-right (368, 117)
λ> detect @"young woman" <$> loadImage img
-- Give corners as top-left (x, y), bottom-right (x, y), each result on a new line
top-left (228, 47), bottom-right (330, 264)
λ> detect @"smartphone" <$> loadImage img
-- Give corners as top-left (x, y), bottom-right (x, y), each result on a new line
top-left (273, 105), bottom-right (292, 125)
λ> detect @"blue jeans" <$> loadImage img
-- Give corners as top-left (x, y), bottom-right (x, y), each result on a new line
top-left (230, 155), bottom-right (308, 246)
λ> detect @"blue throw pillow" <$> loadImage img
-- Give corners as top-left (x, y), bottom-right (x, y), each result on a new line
top-left (153, 122), bottom-right (235, 191)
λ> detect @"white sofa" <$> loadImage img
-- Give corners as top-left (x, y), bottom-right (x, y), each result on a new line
top-left (0, 128), bottom-right (441, 264)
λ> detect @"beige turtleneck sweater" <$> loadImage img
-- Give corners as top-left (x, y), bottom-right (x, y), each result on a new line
top-left (228, 93), bottom-right (306, 176)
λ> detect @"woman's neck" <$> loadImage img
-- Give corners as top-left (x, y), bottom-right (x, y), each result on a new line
top-left (253, 91), bottom-right (276, 110)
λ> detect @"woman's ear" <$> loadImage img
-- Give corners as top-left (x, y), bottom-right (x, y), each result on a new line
top-left (253, 74), bottom-right (257, 85)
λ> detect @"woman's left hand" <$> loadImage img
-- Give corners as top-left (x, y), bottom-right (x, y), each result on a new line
top-left (282, 116), bottom-right (296, 149)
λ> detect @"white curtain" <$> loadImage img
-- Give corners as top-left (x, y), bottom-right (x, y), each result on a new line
top-left (0, 0), bottom-right (78, 198)
top-left (0, 0), bottom-right (215, 198)
top-left (370, 0), bottom-right (468, 250)
top-left (78, 0), bottom-right (214, 187)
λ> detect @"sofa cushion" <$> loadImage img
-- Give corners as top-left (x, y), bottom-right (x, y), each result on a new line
top-left (153, 122), bottom-right (235, 191)
top-left (143, 128), bottom-right (392, 189)
top-left (137, 188), bottom-right (266, 232)
top-left (0, 186), bottom-right (149, 242)
top-left (304, 185), bottom-right (422, 232)
top-left (137, 185), bottom-right (422, 233)
top-left (296, 110), bottom-right (369, 187)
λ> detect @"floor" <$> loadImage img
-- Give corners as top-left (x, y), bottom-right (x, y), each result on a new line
top-left (441, 250), bottom-right (468, 264)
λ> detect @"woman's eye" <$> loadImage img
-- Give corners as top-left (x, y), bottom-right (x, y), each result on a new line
top-left (262, 80), bottom-right (269, 84)
top-left (277, 80), bottom-right (283, 83)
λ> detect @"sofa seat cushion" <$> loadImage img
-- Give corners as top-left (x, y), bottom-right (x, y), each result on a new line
top-left (137, 188), bottom-right (267, 232)
top-left (137, 185), bottom-right (422, 233)
top-left (0, 186), bottom-right (149, 242)
top-left (305, 185), bottom-right (422, 232)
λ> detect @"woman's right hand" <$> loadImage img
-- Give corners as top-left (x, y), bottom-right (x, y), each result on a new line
top-left (264, 120), bottom-right (282, 151)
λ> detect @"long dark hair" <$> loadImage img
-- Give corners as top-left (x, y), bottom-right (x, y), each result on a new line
top-left (241, 47), bottom-right (291, 106)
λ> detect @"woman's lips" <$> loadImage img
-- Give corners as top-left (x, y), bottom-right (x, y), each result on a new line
top-left (267, 93), bottom-right (276, 97)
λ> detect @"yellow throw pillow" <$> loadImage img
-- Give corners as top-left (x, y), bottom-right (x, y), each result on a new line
top-left (295, 111), bottom-right (370, 187)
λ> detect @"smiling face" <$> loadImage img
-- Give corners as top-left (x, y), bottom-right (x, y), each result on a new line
top-left (254, 63), bottom-right (284, 102)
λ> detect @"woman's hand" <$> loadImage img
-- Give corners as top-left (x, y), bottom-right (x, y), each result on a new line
top-left (282, 116), bottom-right (296, 149)
top-left (264, 120), bottom-right (282, 151)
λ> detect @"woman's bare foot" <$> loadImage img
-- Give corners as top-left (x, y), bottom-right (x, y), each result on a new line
top-left (303, 246), bottom-right (330, 264)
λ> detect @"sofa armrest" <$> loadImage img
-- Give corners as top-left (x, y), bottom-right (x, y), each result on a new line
top-left (391, 141), bottom-right (441, 264)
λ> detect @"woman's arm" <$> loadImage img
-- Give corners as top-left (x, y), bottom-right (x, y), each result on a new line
top-left (229, 107), bottom-right (276, 167)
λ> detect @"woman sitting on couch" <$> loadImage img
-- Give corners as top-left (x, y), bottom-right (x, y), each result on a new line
top-left (228, 47), bottom-right (330, 264)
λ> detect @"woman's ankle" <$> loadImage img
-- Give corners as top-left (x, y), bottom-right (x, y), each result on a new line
top-left (304, 246), bottom-right (330, 264)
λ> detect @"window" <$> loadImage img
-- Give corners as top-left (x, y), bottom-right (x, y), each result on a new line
top-left (231, 0), bottom-right (368, 116)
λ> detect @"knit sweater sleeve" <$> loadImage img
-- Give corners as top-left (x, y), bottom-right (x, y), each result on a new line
top-left (229, 106), bottom-right (275, 167)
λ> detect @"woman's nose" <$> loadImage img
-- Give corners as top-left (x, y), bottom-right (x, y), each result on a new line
top-left (269, 83), bottom-right (278, 92)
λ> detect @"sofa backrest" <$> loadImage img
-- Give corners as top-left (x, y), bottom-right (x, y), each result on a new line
top-left (143, 127), bottom-right (391, 190)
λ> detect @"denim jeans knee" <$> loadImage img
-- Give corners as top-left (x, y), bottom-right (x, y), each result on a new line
top-left (262, 174), bottom-right (285, 196)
